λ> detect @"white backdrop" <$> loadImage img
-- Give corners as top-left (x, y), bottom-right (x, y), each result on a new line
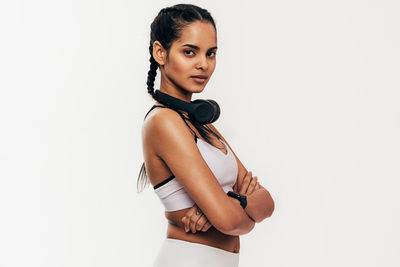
top-left (1, 0), bottom-right (399, 266)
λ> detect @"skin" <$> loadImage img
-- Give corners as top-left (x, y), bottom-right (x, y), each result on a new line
top-left (142, 21), bottom-right (274, 254)
top-left (182, 170), bottom-right (261, 234)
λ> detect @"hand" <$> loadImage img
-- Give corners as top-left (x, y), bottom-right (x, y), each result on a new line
top-left (236, 171), bottom-right (261, 196)
top-left (181, 204), bottom-right (212, 234)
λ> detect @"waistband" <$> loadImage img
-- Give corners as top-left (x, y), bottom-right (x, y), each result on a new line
top-left (152, 238), bottom-right (240, 267)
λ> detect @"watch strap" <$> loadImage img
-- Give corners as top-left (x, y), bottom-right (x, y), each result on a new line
top-left (227, 191), bottom-right (247, 209)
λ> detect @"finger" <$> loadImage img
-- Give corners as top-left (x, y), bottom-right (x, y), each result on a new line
top-left (184, 205), bottom-right (196, 218)
top-left (181, 216), bottom-right (188, 231)
top-left (255, 181), bottom-right (261, 190)
top-left (181, 216), bottom-right (190, 232)
top-left (239, 171), bottom-right (253, 195)
top-left (201, 221), bottom-right (212, 232)
top-left (246, 176), bottom-right (258, 195)
top-left (189, 215), bottom-right (201, 233)
top-left (233, 181), bottom-right (238, 192)
top-left (185, 207), bottom-right (194, 232)
top-left (195, 215), bottom-right (207, 231)
top-left (189, 209), bottom-right (203, 233)
top-left (183, 206), bottom-right (197, 232)
top-left (239, 171), bottom-right (252, 194)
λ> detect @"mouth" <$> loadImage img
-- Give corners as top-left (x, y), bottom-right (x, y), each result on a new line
top-left (191, 75), bottom-right (208, 83)
top-left (191, 75), bottom-right (208, 79)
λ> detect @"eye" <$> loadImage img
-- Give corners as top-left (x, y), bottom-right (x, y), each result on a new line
top-left (184, 50), bottom-right (194, 56)
top-left (207, 51), bottom-right (217, 57)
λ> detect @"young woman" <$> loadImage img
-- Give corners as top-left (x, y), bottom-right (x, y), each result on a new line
top-left (138, 4), bottom-right (275, 266)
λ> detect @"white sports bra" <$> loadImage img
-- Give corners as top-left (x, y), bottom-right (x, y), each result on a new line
top-left (145, 105), bottom-right (238, 212)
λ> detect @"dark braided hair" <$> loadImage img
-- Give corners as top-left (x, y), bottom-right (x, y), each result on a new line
top-left (137, 4), bottom-right (222, 193)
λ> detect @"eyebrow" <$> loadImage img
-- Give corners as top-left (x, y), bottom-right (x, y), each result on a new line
top-left (182, 44), bottom-right (218, 50)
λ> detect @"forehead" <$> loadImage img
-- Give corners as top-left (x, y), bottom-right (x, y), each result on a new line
top-left (173, 21), bottom-right (217, 48)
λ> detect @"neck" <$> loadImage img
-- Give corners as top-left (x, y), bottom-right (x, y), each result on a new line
top-left (159, 88), bottom-right (192, 103)
top-left (159, 72), bottom-right (192, 103)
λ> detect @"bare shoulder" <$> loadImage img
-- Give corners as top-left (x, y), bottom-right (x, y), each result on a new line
top-left (142, 107), bottom-right (195, 151)
top-left (143, 106), bottom-right (186, 133)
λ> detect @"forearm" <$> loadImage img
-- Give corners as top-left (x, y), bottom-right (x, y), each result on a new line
top-left (244, 188), bottom-right (275, 223)
top-left (223, 197), bottom-right (255, 236)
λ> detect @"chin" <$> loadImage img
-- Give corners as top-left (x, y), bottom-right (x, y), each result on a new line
top-left (190, 86), bottom-right (206, 94)
top-left (179, 83), bottom-right (205, 94)
top-left (191, 81), bottom-right (210, 93)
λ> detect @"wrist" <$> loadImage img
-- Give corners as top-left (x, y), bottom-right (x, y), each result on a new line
top-left (227, 191), bottom-right (247, 209)
top-left (229, 196), bottom-right (241, 205)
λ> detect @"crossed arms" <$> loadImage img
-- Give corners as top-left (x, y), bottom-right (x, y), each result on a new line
top-left (181, 124), bottom-right (275, 235)
top-left (181, 170), bottom-right (275, 234)
top-left (145, 108), bottom-right (274, 236)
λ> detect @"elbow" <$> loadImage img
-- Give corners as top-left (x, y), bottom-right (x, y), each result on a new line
top-left (220, 212), bottom-right (256, 236)
top-left (209, 196), bottom-right (258, 235)
top-left (228, 216), bottom-right (256, 236)
top-left (211, 213), bottom-right (237, 235)
top-left (265, 194), bottom-right (275, 218)
top-left (256, 195), bottom-right (275, 223)
top-left (217, 221), bottom-right (236, 235)
top-left (269, 198), bottom-right (275, 217)
top-left (209, 214), bottom-right (236, 235)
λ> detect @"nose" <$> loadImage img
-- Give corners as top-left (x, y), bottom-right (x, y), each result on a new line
top-left (196, 55), bottom-right (209, 71)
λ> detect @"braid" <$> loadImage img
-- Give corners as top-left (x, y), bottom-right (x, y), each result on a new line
top-left (146, 49), bottom-right (158, 98)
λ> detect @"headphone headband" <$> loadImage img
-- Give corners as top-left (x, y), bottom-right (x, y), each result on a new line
top-left (153, 89), bottom-right (220, 124)
top-left (154, 90), bottom-right (195, 113)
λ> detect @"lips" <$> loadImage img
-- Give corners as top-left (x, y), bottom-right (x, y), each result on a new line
top-left (191, 75), bottom-right (208, 79)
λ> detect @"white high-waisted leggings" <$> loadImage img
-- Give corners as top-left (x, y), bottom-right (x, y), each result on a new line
top-left (152, 238), bottom-right (240, 267)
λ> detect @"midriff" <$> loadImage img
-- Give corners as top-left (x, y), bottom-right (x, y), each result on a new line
top-left (164, 208), bottom-right (240, 254)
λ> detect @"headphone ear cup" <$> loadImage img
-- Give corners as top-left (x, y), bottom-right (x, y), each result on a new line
top-left (204, 99), bottom-right (220, 123)
top-left (190, 99), bottom-right (215, 124)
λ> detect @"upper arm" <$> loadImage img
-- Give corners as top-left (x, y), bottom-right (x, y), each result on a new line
top-left (143, 109), bottom-right (245, 232)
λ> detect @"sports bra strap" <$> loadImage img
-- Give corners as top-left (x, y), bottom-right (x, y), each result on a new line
top-left (144, 105), bottom-right (198, 141)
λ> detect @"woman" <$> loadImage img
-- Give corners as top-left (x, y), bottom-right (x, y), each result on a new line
top-left (138, 4), bottom-right (275, 267)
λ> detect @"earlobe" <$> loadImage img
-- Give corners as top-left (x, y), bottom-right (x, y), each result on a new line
top-left (153, 41), bottom-right (166, 66)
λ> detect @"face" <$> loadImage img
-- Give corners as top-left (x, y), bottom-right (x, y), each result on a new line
top-left (155, 21), bottom-right (217, 98)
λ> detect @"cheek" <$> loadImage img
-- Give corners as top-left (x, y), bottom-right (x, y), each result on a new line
top-left (209, 60), bottom-right (217, 74)
top-left (170, 55), bottom-right (192, 76)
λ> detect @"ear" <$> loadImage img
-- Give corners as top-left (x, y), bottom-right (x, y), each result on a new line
top-left (152, 41), bottom-right (167, 66)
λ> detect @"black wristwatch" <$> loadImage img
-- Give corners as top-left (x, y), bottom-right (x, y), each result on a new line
top-left (227, 191), bottom-right (247, 209)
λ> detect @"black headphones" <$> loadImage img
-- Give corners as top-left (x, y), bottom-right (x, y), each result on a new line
top-left (154, 89), bottom-right (220, 124)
